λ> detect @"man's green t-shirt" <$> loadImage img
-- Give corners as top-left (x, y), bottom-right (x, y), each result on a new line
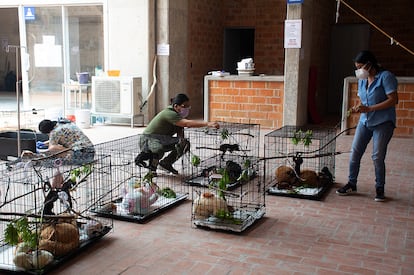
top-left (143, 106), bottom-right (182, 136)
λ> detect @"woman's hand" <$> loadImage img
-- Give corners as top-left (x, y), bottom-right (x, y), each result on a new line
top-left (353, 105), bottom-right (371, 113)
top-left (48, 144), bottom-right (67, 152)
top-left (353, 91), bottom-right (398, 113)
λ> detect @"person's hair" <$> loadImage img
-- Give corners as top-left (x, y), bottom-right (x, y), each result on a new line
top-left (171, 93), bottom-right (189, 106)
top-left (39, 119), bottom-right (57, 134)
top-left (353, 50), bottom-right (382, 71)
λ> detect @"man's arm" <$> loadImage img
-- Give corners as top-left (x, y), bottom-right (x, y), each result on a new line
top-left (175, 119), bottom-right (219, 129)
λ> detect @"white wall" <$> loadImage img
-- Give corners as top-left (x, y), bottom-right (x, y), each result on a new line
top-left (106, 0), bottom-right (154, 107)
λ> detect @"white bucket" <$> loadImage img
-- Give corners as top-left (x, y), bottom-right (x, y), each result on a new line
top-left (75, 109), bottom-right (91, 129)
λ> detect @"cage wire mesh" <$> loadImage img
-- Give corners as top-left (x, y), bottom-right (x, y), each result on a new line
top-left (264, 125), bottom-right (336, 200)
top-left (184, 122), bottom-right (260, 187)
top-left (184, 122), bottom-right (265, 232)
top-left (0, 150), bottom-right (112, 274)
top-left (93, 134), bottom-right (189, 223)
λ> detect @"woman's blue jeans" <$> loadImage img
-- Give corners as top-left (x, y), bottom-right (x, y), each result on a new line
top-left (348, 121), bottom-right (394, 188)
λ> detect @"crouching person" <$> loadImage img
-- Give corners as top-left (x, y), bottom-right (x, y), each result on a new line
top-left (136, 93), bottom-right (219, 175)
top-left (38, 119), bottom-right (95, 165)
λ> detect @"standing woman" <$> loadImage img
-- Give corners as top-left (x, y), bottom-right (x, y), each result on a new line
top-left (336, 50), bottom-right (398, 201)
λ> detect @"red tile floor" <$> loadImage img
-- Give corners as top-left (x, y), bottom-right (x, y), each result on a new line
top-left (48, 131), bottom-right (413, 275)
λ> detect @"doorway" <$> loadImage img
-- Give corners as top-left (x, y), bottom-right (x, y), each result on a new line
top-left (0, 8), bottom-right (20, 95)
top-left (327, 24), bottom-right (370, 114)
top-left (223, 28), bottom-right (255, 75)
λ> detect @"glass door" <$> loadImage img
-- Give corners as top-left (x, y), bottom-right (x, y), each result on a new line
top-left (25, 6), bottom-right (63, 110)
top-left (66, 6), bottom-right (104, 84)
top-left (23, 5), bottom-right (103, 114)
top-left (64, 6), bottom-right (104, 114)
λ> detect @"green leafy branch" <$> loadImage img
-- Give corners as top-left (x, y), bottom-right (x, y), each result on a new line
top-left (70, 164), bottom-right (93, 183)
top-left (237, 159), bottom-right (253, 182)
top-left (4, 217), bottom-right (38, 249)
top-left (158, 187), bottom-right (176, 198)
top-left (143, 171), bottom-right (156, 183)
top-left (218, 169), bottom-right (230, 200)
top-left (191, 154), bottom-right (200, 167)
top-left (220, 128), bottom-right (230, 140)
top-left (214, 209), bottom-right (242, 225)
top-left (291, 130), bottom-right (313, 147)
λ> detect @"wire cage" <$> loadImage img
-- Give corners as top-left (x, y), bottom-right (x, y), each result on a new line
top-left (265, 125), bottom-right (336, 200)
top-left (0, 150), bottom-right (113, 274)
top-left (184, 122), bottom-right (265, 232)
top-left (92, 134), bottom-right (189, 223)
top-left (184, 122), bottom-right (261, 189)
top-left (190, 162), bottom-right (265, 232)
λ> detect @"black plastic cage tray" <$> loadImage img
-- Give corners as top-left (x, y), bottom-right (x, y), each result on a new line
top-left (267, 178), bottom-right (334, 200)
top-left (192, 203), bottom-right (266, 233)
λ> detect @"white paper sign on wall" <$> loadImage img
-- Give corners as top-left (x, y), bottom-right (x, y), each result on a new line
top-left (157, 44), bottom-right (170, 56)
top-left (284, 19), bottom-right (302, 49)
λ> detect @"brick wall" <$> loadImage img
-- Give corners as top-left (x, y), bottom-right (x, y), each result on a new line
top-left (187, 0), bottom-right (285, 118)
top-left (206, 77), bottom-right (284, 129)
top-left (207, 75), bottom-right (414, 136)
top-left (345, 78), bottom-right (414, 138)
